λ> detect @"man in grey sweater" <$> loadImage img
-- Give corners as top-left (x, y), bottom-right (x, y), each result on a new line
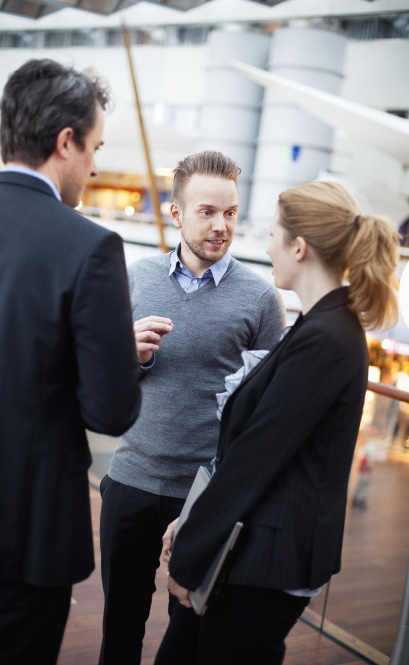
top-left (98, 151), bottom-right (286, 665)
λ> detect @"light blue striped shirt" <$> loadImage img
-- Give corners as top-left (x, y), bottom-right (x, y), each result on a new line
top-left (169, 243), bottom-right (231, 292)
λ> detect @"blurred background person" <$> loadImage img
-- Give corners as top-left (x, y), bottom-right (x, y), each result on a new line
top-left (352, 443), bottom-right (376, 509)
top-left (392, 361), bottom-right (409, 449)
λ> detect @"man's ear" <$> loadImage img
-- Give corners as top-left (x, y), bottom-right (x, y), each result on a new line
top-left (293, 236), bottom-right (308, 263)
top-left (170, 201), bottom-right (182, 229)
top-left (55, 127), bottom-right (74, 160)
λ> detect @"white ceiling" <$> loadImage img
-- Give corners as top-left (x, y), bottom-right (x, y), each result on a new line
top-left (0, 0), bottom-right (408, 26)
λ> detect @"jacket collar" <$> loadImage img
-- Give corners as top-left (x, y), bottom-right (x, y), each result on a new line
top-left (0, 170), bottom-right (58, 199)
top-left (297, 286), bottom-right (350, 323)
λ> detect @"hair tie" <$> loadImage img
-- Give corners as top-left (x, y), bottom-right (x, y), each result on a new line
top-left (354, 215), bottom-right (361, 230)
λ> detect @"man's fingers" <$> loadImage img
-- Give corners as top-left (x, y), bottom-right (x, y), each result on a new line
top-left (134, 321), bottom-right (173, 332)
top-left (135, 316), bottom-right (172, 324)
top-left (133, 316), bottom-right (173, 335)
top-left (136, 330), bottom-right (162, 345)
top-left (137, 342), bottom-right (160, 354)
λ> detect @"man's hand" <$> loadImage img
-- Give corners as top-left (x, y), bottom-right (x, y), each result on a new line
top-left (133, 316), bottom-right (174, 365)
top-left (161, 518), bottom-right (179, 564)
top-left (167, 575), bottom-right (192, 609)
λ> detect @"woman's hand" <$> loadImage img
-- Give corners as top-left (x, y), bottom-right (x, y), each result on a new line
top-left (161, 517), bottom-right (179, 564)
top-left (167, 575), bottom-right (192, 609)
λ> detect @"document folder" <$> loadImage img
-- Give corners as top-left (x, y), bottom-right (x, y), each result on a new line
top-left (172, 465), bottom-right (243, 616)
top-left (172, 465), bottom-right (212, 542)
top-left (189, 520), bottom-right (243, 615)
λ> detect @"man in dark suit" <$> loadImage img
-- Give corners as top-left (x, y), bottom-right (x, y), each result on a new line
top-left (0, 58), bottom-right (141, 664)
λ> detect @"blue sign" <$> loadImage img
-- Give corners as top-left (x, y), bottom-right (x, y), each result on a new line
top-left (291, 145), bottom-right (301, 162)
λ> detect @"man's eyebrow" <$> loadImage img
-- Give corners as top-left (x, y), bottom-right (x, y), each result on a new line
top-left (196, 203), bottom-right (239, 209)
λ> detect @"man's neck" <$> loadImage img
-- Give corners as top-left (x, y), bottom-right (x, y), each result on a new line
top-left (177, 247), bottom-right (215, 278)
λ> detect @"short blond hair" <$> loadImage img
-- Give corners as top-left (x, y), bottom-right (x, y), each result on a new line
top-left (171, 151), bottom-right (241, 207)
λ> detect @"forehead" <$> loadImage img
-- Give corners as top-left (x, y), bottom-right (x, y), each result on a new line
top-left (271, 206), bottom-right (281, 229)
top-left (182, 173), bottom-right (238, 207)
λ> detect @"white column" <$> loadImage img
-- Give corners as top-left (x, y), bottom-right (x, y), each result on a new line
top-left (196, 28), bottom-right (270, 221)
top-left (247, 26), bottom-right (347, 228)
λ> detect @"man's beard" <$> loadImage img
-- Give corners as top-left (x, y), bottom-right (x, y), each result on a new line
top-left (181, 232), bottom-right (232, 263)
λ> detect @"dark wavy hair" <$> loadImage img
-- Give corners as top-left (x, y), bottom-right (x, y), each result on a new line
top-left (0, 58), bottom-right (111, 167)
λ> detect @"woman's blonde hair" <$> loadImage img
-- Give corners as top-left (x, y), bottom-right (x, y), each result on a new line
top-left (278, 181), bottom-right (400, 330)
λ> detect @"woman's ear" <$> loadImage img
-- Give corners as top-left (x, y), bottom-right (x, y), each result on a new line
top-left (293, 236), bottom-right (308, 263)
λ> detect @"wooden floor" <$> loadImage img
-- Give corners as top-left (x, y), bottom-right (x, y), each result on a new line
top-left (310, 448), bottom-right (409, 659)
top-left (56, 425), bottom-right (409, 665)
top-left (55, 486), bottom-right (385, 665)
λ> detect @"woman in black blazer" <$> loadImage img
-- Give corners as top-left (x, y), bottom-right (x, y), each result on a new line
top-left (155, 181), bottom-right (400, 665)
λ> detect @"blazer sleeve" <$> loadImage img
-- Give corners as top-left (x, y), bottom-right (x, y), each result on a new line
top-left (169, 322), bottom-right (359, 589)
top-left (71, 231), bottom-right (141, 435)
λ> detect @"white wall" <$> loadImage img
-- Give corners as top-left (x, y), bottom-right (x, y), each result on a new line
top-left (328, 38), bottom-right (409, 222)
top-left (0, 44), bottom-right (206, 172)
top-left (0, 29), bottom-right (408, 220)
top-left (342, 39), bottom-right (409, 110)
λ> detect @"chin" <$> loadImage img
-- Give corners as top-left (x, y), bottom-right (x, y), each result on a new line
top-left (273, 276), bottom-right (282, 289)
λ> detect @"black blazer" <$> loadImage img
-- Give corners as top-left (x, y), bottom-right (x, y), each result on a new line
top-left (0, 172), bottom-right (141, 587)
top-left (170, 288), bottom-right (368, 591)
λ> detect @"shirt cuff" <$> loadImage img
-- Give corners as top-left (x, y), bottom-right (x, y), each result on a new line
top-left (140, 353), bottom-right (155, 371)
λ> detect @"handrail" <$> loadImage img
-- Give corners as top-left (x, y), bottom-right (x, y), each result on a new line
top-left (390, 557), bottom-right (409, 665)
top-left (367, 381), bottom-right (409, 404)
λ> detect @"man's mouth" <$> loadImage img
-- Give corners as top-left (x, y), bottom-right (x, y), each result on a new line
top-left (206, 239), bottom-right (225, 246)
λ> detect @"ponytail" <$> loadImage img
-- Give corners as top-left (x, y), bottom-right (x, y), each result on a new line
top-left (346, 214), bottom-right (399, 330)
top-left (278, 181), bottom-right (400, 331)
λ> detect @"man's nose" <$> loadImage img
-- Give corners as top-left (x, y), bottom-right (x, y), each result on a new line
top-left (90, 158), bottom-right (98, 177)
top-left (211, 214), bottom-right (227, 232)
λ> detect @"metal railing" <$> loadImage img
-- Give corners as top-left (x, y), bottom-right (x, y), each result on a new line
top-left (302, 380), bottom-right (409, 665)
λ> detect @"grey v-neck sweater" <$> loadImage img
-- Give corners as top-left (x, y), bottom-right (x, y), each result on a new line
top-left (108, 253), bottom-right (285, 499)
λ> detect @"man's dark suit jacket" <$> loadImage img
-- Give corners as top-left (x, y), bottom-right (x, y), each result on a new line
top-left (170, 288), bottom-right (369, 592)
top-left (0, 172), bottom-right (141, 587)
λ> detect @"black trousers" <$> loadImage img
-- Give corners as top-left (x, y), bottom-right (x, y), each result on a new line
top-left (154, 585), bottom-right (310, 665)
top-left (98, 475), bottom-right (185, 665)
top-left (0, 580), bottom-right (72, 665)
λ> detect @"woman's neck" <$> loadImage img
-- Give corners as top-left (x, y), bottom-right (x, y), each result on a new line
top-left (295, 267), bottom-right (343, 315)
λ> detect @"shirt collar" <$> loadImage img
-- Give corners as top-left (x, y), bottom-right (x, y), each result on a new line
top-left (168, 243), bottom-right (231, 286)
top-left (3, 165), bottom-right (62, 201)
